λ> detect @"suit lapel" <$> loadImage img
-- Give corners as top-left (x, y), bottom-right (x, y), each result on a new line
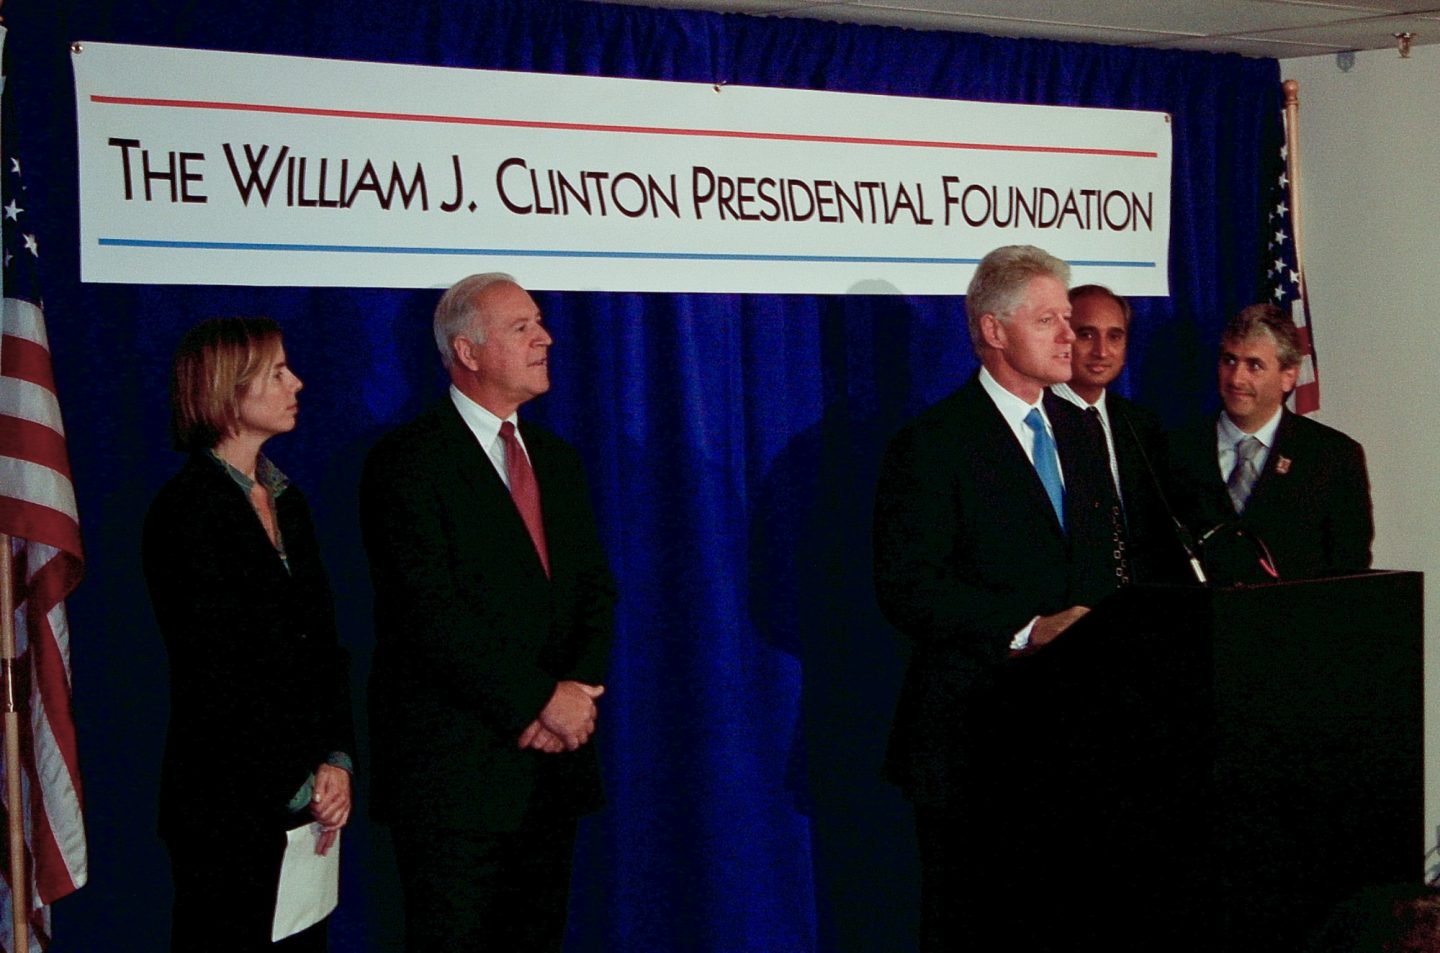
top-left (1049, 393), bottom-right (1107, 539)
top-left (191, 455), bottom-right (295, 584)
top-left (1242, 409), bottom-right (1296, 514)
top-left (1187, 415), bottom-right (1234, 519)
top-left (1108, 398), bottom-right (1140, 495)
top-left (436, 399), bottom-right (509, 501)
top-left (436, 401), bottom-right (550, 579)
top-left (515, 420), bottom-right (552, 497)
top-left (516, 420), bottom-right (560, 577)
top-left (1109, 398), bottom-right (1160, 531)
top-left (972, 381), bottom-right (1065, 539)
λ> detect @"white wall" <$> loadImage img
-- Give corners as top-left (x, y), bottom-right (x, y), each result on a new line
top-left (1282, 45), bottom-right (1440, 863)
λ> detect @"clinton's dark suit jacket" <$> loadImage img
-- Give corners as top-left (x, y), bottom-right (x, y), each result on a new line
top-left (873, 374), bottom-right (1116, 806)
top-left (360, 400), bottom-right (615, 832)
top-left (1168, 408), bottom-right (1373, 585)
top-left (142, 453), bottom-right (354, 839)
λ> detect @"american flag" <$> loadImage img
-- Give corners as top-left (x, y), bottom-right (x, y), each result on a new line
top-left (0, 26), bottom-right (89, 951)
top-left (1265, 126), bottom-right (1320, 414)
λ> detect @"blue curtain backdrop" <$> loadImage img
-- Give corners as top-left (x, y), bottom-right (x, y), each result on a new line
top-left (10, 1), bottom-right (1280, 949)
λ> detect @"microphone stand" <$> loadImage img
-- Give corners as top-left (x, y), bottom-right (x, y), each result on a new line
top-left (1113, 404), bottom-right (1209, 585)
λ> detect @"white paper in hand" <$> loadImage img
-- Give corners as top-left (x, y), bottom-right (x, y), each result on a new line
top-left (272, 822), bottom-right (340, 942)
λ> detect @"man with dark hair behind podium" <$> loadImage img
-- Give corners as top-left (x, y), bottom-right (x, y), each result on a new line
top-left (873, 245), bottom-right (1118, 951)
top-left (1168, 303), bottom-right (1373, 584)
top-left (1052, 283), bottom-right (1190, 585)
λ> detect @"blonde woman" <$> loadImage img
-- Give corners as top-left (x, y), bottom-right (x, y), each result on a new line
top-left (142, 317), bottom-right (353, 952)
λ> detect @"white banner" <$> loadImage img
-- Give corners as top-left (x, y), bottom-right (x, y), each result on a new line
top-left (73, 42), bottom-right (1172, 295)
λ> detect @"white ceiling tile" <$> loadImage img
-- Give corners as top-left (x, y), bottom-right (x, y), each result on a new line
top-left (1143, 33), bottom-right (1354, 55)
top-left (846, 0), bottom-right (1362, 34)
top-left (579, 0), bottom-right (1440, 57)
top-left (1259, 12), bottom-right (1440, 46)
top-left (1264, 0), bottom-right (1431, 11)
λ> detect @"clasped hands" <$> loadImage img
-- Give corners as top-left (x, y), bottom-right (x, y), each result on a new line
top-left (517, 680), bottom-right (605, 754)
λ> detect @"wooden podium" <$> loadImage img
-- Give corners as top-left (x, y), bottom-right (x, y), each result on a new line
top-left (981, 571), bottom-right (1424, 952)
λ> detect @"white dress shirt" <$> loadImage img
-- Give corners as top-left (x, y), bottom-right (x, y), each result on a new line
top-left (1216, 406), bottom-right (1283, 482)
top-left (979, 367), bottom-right (1064, 483)
top-left (977, 367), bottom-right (1060, 651)
top-left (449, 384), bottom-right (532, 489)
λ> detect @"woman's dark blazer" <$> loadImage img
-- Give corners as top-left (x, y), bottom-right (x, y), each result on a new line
top-left (142, 453), bottom-right (354, 839)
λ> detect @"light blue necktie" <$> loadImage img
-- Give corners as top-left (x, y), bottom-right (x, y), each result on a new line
top-left (1024, 407), bottom-right (1065, 530)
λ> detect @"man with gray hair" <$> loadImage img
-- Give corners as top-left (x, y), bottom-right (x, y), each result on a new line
top-left (361, 274), bottom-right (615, 951)
top-left (1169, 302), bottom-right (1372, 584)
top-left (873, 245), bottom-right (1117, 950)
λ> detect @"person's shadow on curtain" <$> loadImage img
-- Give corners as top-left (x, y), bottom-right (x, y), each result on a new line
top-left (748, 293), bottom-right (951, 953)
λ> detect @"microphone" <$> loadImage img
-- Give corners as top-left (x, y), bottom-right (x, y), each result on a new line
top-left (1195, 521), bottom-right (1230, 547)
top-left (1196, 521), bottom-right (1281, 582)
top-left (1112, 403), bottom-right (1208, 585)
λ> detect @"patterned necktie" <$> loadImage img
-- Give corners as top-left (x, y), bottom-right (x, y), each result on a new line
top-left (1024, 408), bottom-right (1065, 531)
top-left (1084, 407), bottom-right (1130, 586)
top-left (499, 421), bottom-right (551, 577)
top-left (1227, 434), bottom-right (1263, 514)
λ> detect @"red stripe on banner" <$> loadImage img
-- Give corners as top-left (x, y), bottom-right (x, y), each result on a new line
top-left (91, 95), bottom-right (1160, 157)
top-left (0, 418), bottom-right (72, 481)
top-left (0, 501), bottom-right (81, 568)
top-left (0, 337), bottom-right (57, 393)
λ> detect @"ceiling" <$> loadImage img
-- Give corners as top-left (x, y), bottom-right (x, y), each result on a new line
top-left (588, 0), bottom-right (1440, 58)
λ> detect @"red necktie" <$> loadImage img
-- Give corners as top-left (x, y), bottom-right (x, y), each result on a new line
top-left (499, 421), bottom-right (550, 578)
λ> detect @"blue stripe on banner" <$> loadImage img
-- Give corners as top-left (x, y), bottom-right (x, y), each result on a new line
top-left (96, 237), bottom-right (1156, 268)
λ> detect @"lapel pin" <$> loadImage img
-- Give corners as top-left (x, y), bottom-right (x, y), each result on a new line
top-left (1275, 456), bottom-right (1292, 475)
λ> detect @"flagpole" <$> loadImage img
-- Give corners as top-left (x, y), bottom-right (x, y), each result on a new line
top-left (0, 5), bottom-right (27, 946)
top-left (0, 534), bottom-right (27, 953)
top-left (1282, 79), bottom-right (1304, 272)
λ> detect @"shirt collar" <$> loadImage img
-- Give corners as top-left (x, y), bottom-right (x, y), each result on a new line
top-left (450, 384), bottom-right (519, 447)
top-left (1218, 405), bottom-right (1283, 450)
top-left (1051, 382), bottom-right (1107, 415)
top-left (979, 366), bottom-right (1048, 429)
top-left (206, 448), bottom-right (289, 497)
